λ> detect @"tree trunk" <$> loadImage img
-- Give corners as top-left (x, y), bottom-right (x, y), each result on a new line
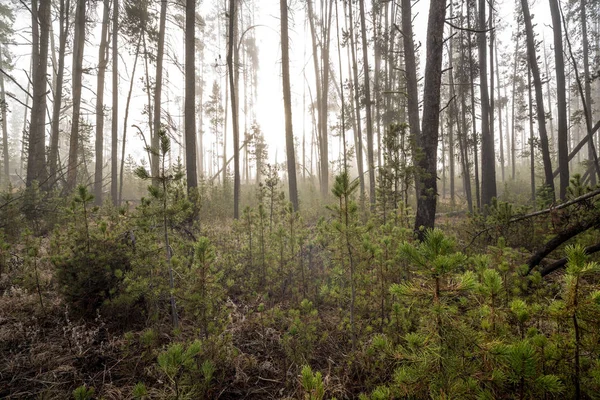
top-left (186, 0), bottom-right (198, 194)
top-left (528, 68), bottom-right (536, 204)
top-left (66, 0), bottom-right (86, 191)
top-left (580, 0), bottom-right (594, 186)
top-left (521, 0), bottom-right (555, 200)
top-left (510, 31), bottom-right (519, 181)
top-left (27, 0), bottom-right (49, 187)
top-left (495, 41), bottom-right (505, 183)
top-left (414, 0), bottom-right (447, 239)
top-left (228, 0), bottom-right (240, 217)
top-left (49, 0), bottom-right (69, 187)
top-left (0, 48), bottom-right (8, 181)
top-left (467, 6), bottom-right (481, 209)
top-left (111, 0), bottom-right (119, 204)
top-left (94, 0), bottom-right (110, 204)
top-left (401, 0), bottom-right (421, 201)
top-left (280, 0), bottom-right (299, 211)
top-left (547, 0), bottom-right (568, 200)
top-left (456, 24), bottom-right (473, 213)
top-left (479, 0), bottom-right (497, 207)
top-left (119, 38), bottom-right (141, 205)
top-left (152, 0), bottom-right (167, 182)
top-left (448, 22), bottom-right (455, 206)
top-left (359, 0), bottom-right (376, 206)
top-left (346, 0), bottom-right (365, 198)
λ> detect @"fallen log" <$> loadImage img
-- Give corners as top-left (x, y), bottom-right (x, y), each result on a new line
top-left (526, 212), bottom-right (600, 274)
top-left (539, 242), bottom-right (600, 277)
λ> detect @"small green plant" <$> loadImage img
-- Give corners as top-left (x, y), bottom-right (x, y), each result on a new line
top-left (156, 340), bottom-right (215, 399)
top-left (72, 384), bottom-right (95, 400)
top-left (132, 382), bottom-right (148, 399)
top-left (135, 129), bottom-right (184, 329)
top-left (301, 365), bottom-right (325, 400)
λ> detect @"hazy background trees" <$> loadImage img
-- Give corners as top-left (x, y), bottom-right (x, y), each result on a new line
top-left (0, 0), bottom-right (598, 228)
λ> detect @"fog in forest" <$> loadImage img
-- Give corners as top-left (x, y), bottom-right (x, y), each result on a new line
top-left (1, 0), bottom-right (600, 398)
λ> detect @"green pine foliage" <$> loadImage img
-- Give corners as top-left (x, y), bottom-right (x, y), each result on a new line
top-left (2, 134), bottom-right (600, 399)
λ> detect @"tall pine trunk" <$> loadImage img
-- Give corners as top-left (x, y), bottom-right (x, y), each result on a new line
top-left (549, 0), bottom-right (569, 199)
top-left (359, 0), bottom-right (376, 206)
top-left (111, 0), bottom-right (119, 204)
top-left (521, 0), bottom-right (555, 200)
top-left (152, 0), bottom-right (167, 182)
top-left (280, 0), bottom-right (299, 211)
top-left (414, 0), bottom-right (447, 238)
top-left (66, 0), bottom-right (86, 191)
top-left (580, 0), bottom-right (594, 186)
top-left (479, 0), bottom-right (497, 207)
top-left (94, 0), bottom-right (110, 204)
top-left (49, 0), bottom-right (69, 187)
top-left (27, 0), bottom-right (49, 187)
top-left (227, 0), bottom-right (240, 216)
top-left (186, 0), bottom-right (198, 193)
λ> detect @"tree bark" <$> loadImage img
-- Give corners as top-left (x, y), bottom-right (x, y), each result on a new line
top-left (346, 0), bottom-right (365, 199)
top-left (119, 38), bottom-right (141, 205)
top-left (27, 0), bottom-right (49, 187)
top-left (467, 6), bottom-right (481, 209)
top-left (48, 0), bottom-right (69, 187)
top-left (280, 0), bottom-right (299, 211)
top-left (414, 0), bottom-right (447, 239)
top-left (547, 0), bottom-right (569, 200)
top-left (111, 0), bottom-right (119, 204)
top-left (307, 0), bottom-right (332, 198)
top-left (479, 0), bottom-right (497, 207)
top-left (228, 0), bottom-right (240, 216)
top-left (581, 0), bottom-right (595, 186)
top-left (152, 0), bottom-right (167, 182)
top-left (401, 0), bottom-right (421, 179)
top-left (66, 0), bottom-right (86, 191)
top-left (0, 48), bottom-right (9, 181)
top-left (359, 0), bottom-right (376, 206)
top-left (527, 212), bottom-right (600, 272)
top-left (94, 0), bottom-right (110, 204)
top-left (521, 0), bottom-right (555, 200)
top-left (186, 0), bottom-right (198, 194)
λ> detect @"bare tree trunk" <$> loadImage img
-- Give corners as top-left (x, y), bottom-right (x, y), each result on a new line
top-left (66, 0), bottom-right (86, 191)
top-left (49, 0), bottom-right (69, 187)
top-left (581, 0), bottom-right (594, 186)
top-left (510, 31), bottom-right (519, 181)
top-left (94, 0), bottom-right (110, 204)
top-left (186, 0), bottom-right (198, 194)
top-left (448, 21), bottom-right (455, 206)
top-left (20, 60), bottom-right (31, 178)
top-left (547, 0), bottom-right (569, 199)
top-left (414, 0), bottom-right (447, 239)
top-left (27, 0), bottom-right (49, 187)
top-left (479, 0), bottom-right (497, 207)
top-left (359, 0), bottom-right (376, 206)
top-left (528, 68), bottom-right (536, 205)
top-left (111, 0), bottom-right (119, 204)
top-left (456, 18), bottom-right (473, 213)
top-left (0, 48), bottom-right (8, 181)
top-left (346, 0), bottom-right (365, 198)
top-left (280, 0), bottom-right (299, 211)
top-left (119, 38), bottom-right (140, 205)
top-left (495, 40), bottom-right (505, 183)
top-left (401, 0), bottom-right (421, 181)
top-left (228, 0), bottom-right (240, 216)
top-left (467, 6), bottom-right (481, 209)
top-left (521, 0), bottom-right (555, 200)
top-left (152, 0), bottom-right (167, 182)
